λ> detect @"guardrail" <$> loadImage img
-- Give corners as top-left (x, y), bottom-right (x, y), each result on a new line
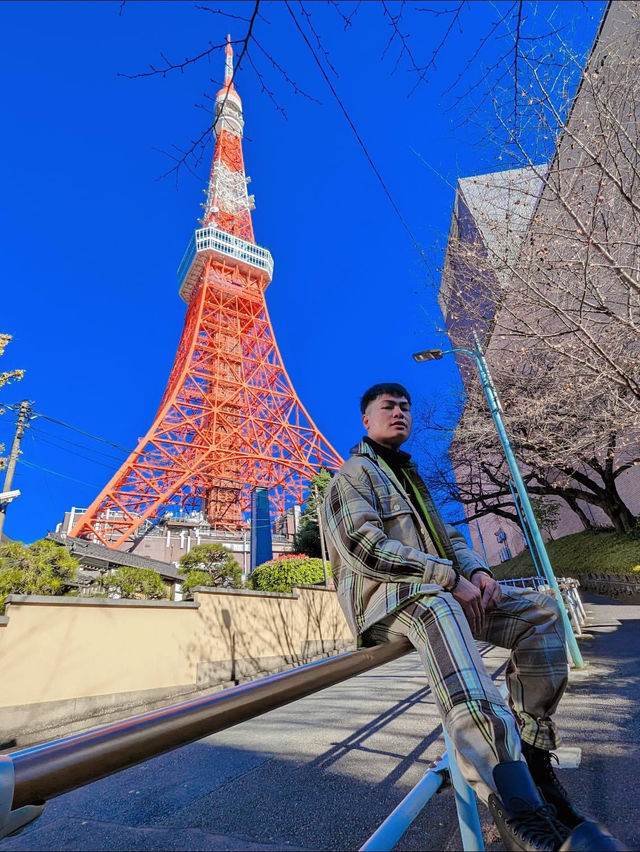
top-left (498, 575), bottom-right (548, 590)
top-left (1, 581), bottom-right (588, 849)
top-left (359, 728), bottom-right (482, 852)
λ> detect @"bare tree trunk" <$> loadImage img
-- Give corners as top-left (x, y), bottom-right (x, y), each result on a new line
top-left (564, 496), bottom-right (595, 531)
top-left (600, 488), bottom-right (637, 533)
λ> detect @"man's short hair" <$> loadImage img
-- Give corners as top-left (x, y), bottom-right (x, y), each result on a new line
top-left (360, 383), bottom-right (411, 413)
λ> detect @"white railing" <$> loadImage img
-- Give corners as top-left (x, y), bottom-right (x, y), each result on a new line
top-left (178, 226), bottom-right (274, 301)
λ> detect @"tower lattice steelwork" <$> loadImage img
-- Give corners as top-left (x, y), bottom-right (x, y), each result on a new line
top-left (72, 37), bottom-right (342, 548)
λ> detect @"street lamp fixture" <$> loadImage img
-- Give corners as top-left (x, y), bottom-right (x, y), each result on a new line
top-left (413, 349), bottom-right (444, 362)
top-left (413, 334), bottom-right (584, 668)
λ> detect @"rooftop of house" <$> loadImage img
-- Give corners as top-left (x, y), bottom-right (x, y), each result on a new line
top-left (47, 533), bottom-right (181, 581)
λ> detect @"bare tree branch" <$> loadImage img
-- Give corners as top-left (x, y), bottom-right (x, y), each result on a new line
top-left (286, 0), bottom-right (424, 255)
top-left (246, 50), bottom-right (288, 120)
top-left (513, 0), bottom-right (523, 136)
top-left (141, 2), bottom-right (261, 182)
top-left (194, 5), bottom-right (252, 23)
top-left (252, 37), bottom-right (322, 104)
top-left (327, 0), bottom-right (361, 30)
top-left (430, 8), bottom-right (640, 535)
top-left (298, 0), bottom-right (340, 78)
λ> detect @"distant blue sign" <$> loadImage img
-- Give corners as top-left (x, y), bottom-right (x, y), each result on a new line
top-left (250, 487), bottom-right (272, 572)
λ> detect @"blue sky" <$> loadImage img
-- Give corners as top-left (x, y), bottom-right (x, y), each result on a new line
top-left (1, 1), bottom-right (604, 543)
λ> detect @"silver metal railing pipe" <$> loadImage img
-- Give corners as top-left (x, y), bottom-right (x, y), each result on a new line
top-left (4, 639), bottom-right (413, 820)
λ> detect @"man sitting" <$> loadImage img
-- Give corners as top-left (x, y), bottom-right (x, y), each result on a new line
top-left (321, 382), bottom-right (625, 851)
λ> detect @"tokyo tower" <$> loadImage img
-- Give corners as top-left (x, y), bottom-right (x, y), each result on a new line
top-left (72, 37), bottom-right (342, 548)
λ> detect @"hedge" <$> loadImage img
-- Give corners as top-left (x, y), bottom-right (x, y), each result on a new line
top-left (249, 555), bottom-right (331, 594)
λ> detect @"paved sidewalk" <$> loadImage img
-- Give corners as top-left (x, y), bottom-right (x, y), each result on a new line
top-left (1, 594), bottom-right (638, 851)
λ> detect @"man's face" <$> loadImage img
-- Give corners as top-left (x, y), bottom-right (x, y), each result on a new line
top-left (362, 394), bottom-right (412, 449)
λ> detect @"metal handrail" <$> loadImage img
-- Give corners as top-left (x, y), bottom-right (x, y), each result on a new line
top-left (4, 639), bottom-right (412, 822)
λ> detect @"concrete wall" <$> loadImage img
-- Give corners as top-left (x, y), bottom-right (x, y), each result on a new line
top-left (0, 585), bottom-right (353, 747)
top-left (576, 573), bottom-right (640, 602)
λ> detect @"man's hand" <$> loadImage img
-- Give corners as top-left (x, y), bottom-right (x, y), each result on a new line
top-left (471, 571), bottom-right (502, 612)
top-left (451, 575), bottom-right (485, 635)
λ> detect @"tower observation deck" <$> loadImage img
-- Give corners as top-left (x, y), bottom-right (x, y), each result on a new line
top-left (177, 227), bottom-right (274, 303)
top-left (71, 35), bottom-right (342, 547)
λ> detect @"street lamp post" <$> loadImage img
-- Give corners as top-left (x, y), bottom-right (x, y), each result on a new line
top-left (413, 336), bottom-right (584, 668)
top-left (241, 524), bottom-right (249, 585)
top-left (314, 485), bottom-right (330, 588)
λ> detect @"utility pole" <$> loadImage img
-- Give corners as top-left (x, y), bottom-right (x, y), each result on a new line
top-left (313, 485), bottom-right (330, 588)
top-left (0, 400), bottom-right (32, 541)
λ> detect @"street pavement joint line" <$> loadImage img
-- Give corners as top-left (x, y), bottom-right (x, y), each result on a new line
top-left (330, 742), bottom-right (434, 761)
top-left (22, 816), bottom-right (309, 851)
top-left (166, 753), bottom-right (277, 805)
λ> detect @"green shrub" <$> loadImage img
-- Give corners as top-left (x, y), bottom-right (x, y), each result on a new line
top-left (179, 543), bottom-right (241, 598)
top-left (106, 565), bottom-right (168, 600)
top-left (293, 469), bottom-right (332, 557)
top-left (181, 569), bottom-right (216, 597)
top-left (249, 555), bottom-right (331, 594)
top-left (0, 539), bottom-right (78, 612)
top-left (0, 563), bottom-right (24, 613)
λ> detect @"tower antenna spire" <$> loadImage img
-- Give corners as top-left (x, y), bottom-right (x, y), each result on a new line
top-left (224, 33), bottom-right (234, 88)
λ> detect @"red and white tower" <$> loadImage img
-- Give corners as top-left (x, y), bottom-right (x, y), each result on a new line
top-left (72, 37), bottom-right (342, 548)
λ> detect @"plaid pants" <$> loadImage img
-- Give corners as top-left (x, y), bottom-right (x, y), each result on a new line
top-left (364, 586), bottom-right (568, 803)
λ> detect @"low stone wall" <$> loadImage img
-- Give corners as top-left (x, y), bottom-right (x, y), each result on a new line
top-left (0, 585), bottom-right (353, 748)
top-left (576, 573), bottom-right (640, 602)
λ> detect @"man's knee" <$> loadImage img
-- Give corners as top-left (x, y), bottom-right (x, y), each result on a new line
top-left (492, 589), bottom-right (568, 651)
top-left (410, 591), bottom-right (467, 629)
top-left (530, 589), bottom-right (564, 626)
top-left (502, 587), bottom-right (562, 620)
top-left (541, 590), bottom-right (563, 615)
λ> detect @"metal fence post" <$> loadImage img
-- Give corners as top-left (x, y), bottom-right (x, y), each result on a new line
top-left (442, 729), bottom-right (485, 851)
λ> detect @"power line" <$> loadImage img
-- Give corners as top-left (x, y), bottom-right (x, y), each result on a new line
top-left (30, 425), bottom-right (126, 465)
top-left (36, 412), bottom-right (135, 454)
top-left (29, 430), bottom-right (121, 470)
top-left (3, 403), bottom-right (135, 455)
top-left (27, 430), bottom-right (61, 524)
top-left (286, 0), bottom-right (426, 262)
top-left (17, 458), bottom-right (101, 489)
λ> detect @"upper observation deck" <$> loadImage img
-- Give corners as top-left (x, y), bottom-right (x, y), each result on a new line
top-left (177, 226), bottom-right (274, 302)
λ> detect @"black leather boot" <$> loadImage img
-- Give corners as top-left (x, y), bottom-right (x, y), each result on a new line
top-left (559, 820), bottom-right (628, 851)
top-left (519, 744), bottom-right (629, 851)
top-left (521, 742), bottom-right (585, 830)
top-left (488, 760), bottom-right (568, 851)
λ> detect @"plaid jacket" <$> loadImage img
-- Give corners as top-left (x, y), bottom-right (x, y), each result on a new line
top-left (322, 440), bottom-right (491, 639)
